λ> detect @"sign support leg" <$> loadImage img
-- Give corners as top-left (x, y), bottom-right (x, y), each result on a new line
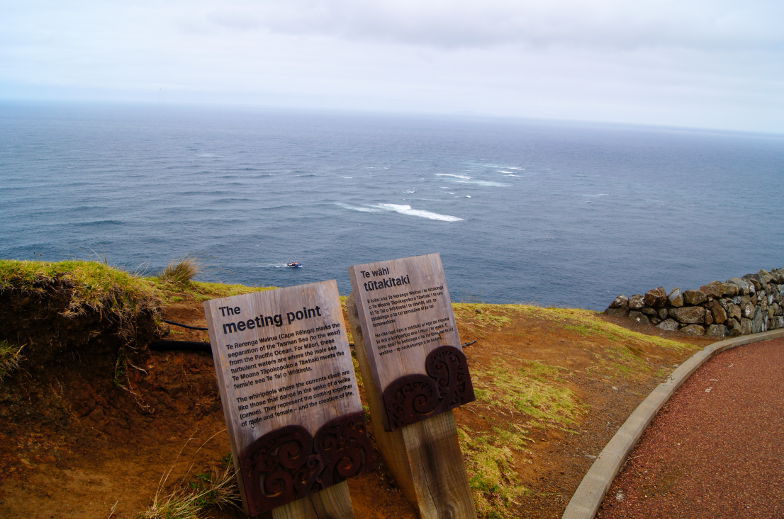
top-left (271, 482), bottom-right (354, 519)
top-left (347, 293), bottom-right (476, 519)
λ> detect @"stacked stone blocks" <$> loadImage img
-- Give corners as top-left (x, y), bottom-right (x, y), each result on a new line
top-left (605, 268), bottom-right (784, 337)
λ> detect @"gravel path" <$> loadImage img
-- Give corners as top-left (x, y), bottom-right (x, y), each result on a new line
top-left (596, 338), bottom-right (784, 519)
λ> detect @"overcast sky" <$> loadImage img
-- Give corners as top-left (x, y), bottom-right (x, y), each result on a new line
top-left (1, 1), bottom-right (782, 132)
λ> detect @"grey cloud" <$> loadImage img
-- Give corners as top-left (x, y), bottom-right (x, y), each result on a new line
top-left (204, 1), bottom-right (784, 52)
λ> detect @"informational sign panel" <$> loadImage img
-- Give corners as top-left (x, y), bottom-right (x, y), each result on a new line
top-left (203, 281), bottom-right (371, 517)
top-left (349, 253), bottom-right (475, 431)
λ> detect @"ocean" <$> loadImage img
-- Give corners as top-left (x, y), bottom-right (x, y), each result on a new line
top-left (1, 102), bottom-right (782, 310)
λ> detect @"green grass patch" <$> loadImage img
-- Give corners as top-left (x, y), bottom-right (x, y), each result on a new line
top-left (532, 307), bottom-right (694, 351)
top-left (473, 360), bottom-right (584, 430)
top-left (453, 303), bottom-right (513, 328)
top-left (0, 259), bottom-right (162, 318)
top-left (603, 344), bottom-right (653, 376)
top-left (151, 278), bottom-right (275, 303)
top-left (459, 425), bottom-right (531, 518)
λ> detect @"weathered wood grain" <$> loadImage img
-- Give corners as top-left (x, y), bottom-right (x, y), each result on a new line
top-left (347, 254), bottom-right (476, 518)
top-left (203, 280), bottom-right (362, 517)
top-left (272, 482), bottom-right (354, 519)
top-left (349, 253), bottom-right (462, 388)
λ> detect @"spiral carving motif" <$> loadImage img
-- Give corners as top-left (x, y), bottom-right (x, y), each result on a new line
top-left (382, 345), bottom-right (475, 431)
top-left (239, 412), bottom-right (373, 515)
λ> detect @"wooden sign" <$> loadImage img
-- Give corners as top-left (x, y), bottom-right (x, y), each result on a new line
top-left (348, 253), bottom-right (476, 519)
top-left (349, 253), bottom-right (475, 431)
top-left (203, 280), bottom-right (372, 518)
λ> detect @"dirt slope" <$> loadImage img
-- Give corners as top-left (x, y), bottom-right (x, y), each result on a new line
top-left (0, 284), bottom-right (712, 519)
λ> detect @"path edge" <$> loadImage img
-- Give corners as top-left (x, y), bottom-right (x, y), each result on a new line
top-left (561, 328), bottom-right (784, 519)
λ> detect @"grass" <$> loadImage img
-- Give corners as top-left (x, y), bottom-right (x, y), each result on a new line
top-left (0, 259), bottom-right (162, 319)
top-left (454, 302), bottom-right (694, 352)
top-left (473, 360), bottom-right (584, 430)
top-left (159, 258), bottom-right (200, 285)
top-left (453, 303), bottom-right (513, 329)
top-left (140, 435), bottom-right (240, 519)
top-left (0, 340), bottom-right (24, 382)
top-left (151, 279), bottom-right (276, 304)
top-left (464, 358), bottom-right (585, 516)
top-left (460, 425), bottom-right (532, 518)
top-left (522, 306), bottom-right (694, 351)
top-left (140, 463), bottom-right (239, 519)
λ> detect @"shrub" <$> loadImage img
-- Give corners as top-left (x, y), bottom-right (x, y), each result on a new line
top-left (159, 258), bottom-right (200, 285)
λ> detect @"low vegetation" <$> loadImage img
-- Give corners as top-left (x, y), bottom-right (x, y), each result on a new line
top-left (0, 259), bottom-right (162, 318)
top-left (159, 258), bottom-right (200, 285)
top-left (0, 340), bottom-right (24, 382)
top-left (0, 260), bottom-right (164, 371)
top-left (0, 260), bottom-right (704, 518)
top-left (140, 461), bottom-right (239, 519)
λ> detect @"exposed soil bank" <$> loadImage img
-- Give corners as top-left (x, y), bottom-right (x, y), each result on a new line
top-left (0, 262), bottom-right (715, 518)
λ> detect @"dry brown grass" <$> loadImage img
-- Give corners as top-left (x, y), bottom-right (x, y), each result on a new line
top-left (159, 258), bottom-right (200, 285)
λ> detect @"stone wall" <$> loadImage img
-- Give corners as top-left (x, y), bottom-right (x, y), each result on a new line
top-left (605, 268), bottom-right (784, 338)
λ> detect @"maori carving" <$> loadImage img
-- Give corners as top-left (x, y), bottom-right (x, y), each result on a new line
top-left (382, 345), bottom-right (475, 431)
top-left (239, 412), bottom-right (373, 516)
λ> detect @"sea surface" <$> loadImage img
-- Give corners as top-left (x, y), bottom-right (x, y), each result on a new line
top-left (1, 102), bottom-right (782, 310)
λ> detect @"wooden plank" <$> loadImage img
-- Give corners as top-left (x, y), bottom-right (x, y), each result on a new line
top-left (272, 482), bottom-right (354, 519)
top-left (347, 254), bottom-right (476, 518)
top-left (203, 280), bottom-right (369, 518)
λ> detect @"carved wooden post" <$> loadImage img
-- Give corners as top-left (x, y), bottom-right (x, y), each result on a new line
top-left (203, 280), bottom-right (372, 518)
top-left (348, 253), bottom-right (476, 519)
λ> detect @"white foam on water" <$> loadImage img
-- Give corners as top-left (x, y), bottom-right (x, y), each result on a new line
top-left (436, 173), bottom-right (472, 180)
top-left (334, 202), bottom-right (383, 213)
top-left (374, 203), bottom-right (463, 222)
top-left (583, 193), bottom-right (609, 198)
top-left (455, 179), bottom-right (508, 187)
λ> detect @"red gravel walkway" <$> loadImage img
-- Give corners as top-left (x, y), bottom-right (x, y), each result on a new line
top-left (596, 338), bottom-right (784, 519)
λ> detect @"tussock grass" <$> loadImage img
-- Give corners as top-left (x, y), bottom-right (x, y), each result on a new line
top-left (159, 258), bottom-right (200, 285)
top-left (140, 463), bottom-right (239, 519)
top-left (0, 340), bottom-right (24, 382)
top-left (140, 434), bottom-right (239, 519)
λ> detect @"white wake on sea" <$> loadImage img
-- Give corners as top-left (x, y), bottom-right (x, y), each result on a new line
top-left (373, 203), bottom-right (463, 222)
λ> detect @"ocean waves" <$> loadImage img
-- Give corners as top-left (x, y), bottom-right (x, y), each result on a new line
top-left (436, 173), bottom-right (508, 187)
top-left (335, 202), bottom-right (463, 222)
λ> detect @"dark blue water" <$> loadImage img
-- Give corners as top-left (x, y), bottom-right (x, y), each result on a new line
top-left (1, 102), bottom-right (782, 309)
